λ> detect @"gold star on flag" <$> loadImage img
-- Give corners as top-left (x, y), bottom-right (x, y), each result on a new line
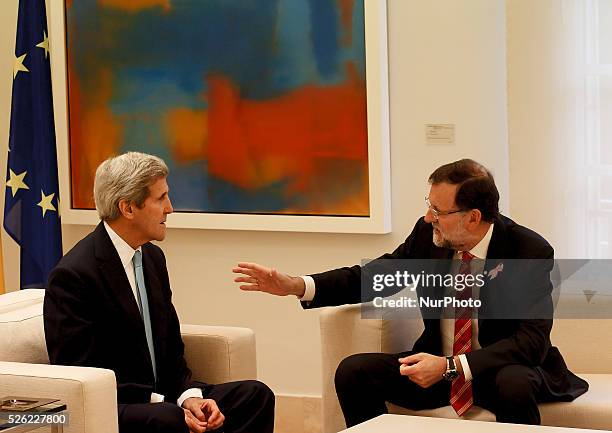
top-left (37, 190), bottom-right (57, 217)
top-left (13, 53), bottom-right (29, 79)
top-left (36, 31), bottom-right (50, 58)
top-left (6, 169), bottom-right (29, 196)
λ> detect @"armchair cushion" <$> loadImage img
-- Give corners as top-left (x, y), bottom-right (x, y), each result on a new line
top-left (0, 289), bottom-right (48, 363)
top-left (181, 324), bottom-right (257, 384)
top-left (319, 303), bottom-right (422, 433)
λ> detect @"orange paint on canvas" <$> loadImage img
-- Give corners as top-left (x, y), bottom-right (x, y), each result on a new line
top-left (206, 61), bottom-right (367, 194)
top-left (98, 0), bottom-right (171, 13)
top-left (282, 165), bottom-right (369, 215)
top-left (67, 53), bottom-right (85, 206)
top-left (164, 108), bottom-right (208, 163)
top-left (69, 67), bottom-right (123, 208)
top-left (338, 0), bottom-right (354, 46)
top-left (329, 178), bottom-right (370, 215)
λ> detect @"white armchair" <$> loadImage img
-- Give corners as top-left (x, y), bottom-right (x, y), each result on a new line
top-left (320, 303), bottom-right (612, 433)
top-left (319, 303), bottom-right (422, 433)
top-left (0, 289), bottom-right (257, 433)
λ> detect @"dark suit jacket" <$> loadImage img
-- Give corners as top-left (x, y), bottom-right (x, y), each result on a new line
top-left (304, 215), bottom-right (588, 401)
top-left (44, 222), bottom-right (198, 404)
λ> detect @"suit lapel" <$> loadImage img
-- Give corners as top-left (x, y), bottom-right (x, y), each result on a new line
top-left (479, 217), bottom-right (510, 326)
top-left (484, 217), bottom-right (508, 261)
top-left (93, 223), bottom-right (146, 333)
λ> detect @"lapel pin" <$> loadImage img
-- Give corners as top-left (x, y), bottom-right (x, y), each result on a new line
top-left (488, 262), bottom-right (504, 280)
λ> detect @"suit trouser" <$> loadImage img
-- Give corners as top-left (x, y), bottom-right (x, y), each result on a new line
top-left (118, 380), bottom-right (275, 433)
top-left (334, 351), bottom-right (544, 428)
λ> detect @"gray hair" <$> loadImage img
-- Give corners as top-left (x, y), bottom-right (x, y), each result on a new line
top-left (93, 152), bottom-right (169, 221)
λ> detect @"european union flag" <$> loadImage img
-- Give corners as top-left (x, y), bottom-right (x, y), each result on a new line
top-left (4, 0), bottom-right (62, 289)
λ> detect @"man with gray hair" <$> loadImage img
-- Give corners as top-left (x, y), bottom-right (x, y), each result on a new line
top-left (44, 152), bottom-right (274, 433)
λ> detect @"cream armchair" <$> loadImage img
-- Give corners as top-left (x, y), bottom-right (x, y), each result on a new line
top-left (0, 289), bottom-right (257, 433)
top-left (320, 303), bottom-right (612, 433)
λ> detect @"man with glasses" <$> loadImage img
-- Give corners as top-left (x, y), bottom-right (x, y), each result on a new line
top-left (234, 158), bottom-right (588, 428)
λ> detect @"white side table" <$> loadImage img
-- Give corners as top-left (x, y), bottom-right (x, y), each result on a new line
top-left (342, 414), bottom-right (607, 433)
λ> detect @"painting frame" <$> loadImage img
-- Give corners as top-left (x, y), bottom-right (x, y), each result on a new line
top-left (50, 0), bottom-right (391, 233)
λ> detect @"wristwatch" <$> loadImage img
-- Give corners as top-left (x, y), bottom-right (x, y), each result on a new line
top-left (442, 355), bottom-right (459, 381)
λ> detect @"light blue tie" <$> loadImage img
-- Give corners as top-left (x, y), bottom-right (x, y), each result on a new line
top-left (133, 250), bottom-right (157, 383)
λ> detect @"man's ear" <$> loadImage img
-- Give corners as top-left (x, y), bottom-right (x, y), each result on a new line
top-left (118, 199), bottom-right (134, 220)
top-left (467, 209), bottom-right (482, 228)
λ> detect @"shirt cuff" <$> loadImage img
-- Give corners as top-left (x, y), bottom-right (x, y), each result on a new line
top-left (177, 388), bottom-right (204, 407)
top-left (150, 392), bottom-right (165, 403)
top-left (458, 354), bottom-right (473, 381)
top-left (299, 276), bottom-right (316, 302)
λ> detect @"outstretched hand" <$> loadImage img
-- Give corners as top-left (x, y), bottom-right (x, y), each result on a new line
top-left (233, 262), bottom-right (305, 297)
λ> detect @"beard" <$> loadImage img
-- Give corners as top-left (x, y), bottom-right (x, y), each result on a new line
top-left (432, 224), bottom-right (468, 250)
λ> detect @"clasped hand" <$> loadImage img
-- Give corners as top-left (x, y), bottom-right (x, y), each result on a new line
top-left (182, 397), bottom-right (224, 433)
top-left (398, 353), bottom-right (447, 388)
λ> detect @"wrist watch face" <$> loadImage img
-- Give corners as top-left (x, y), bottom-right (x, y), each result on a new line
top-left (443, 356), bottom-right (459, 381)
top-left (443, 370), bottom-right (459, 381)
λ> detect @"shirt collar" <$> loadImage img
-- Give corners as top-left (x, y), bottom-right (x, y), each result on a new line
top-left (103, 221), bottom-right (142, 268)
top-left (460, 223), bottom-right (494, 259)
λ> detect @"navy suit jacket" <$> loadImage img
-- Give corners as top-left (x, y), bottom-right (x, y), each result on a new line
top-left (44, 222), bottom-right (198, 404)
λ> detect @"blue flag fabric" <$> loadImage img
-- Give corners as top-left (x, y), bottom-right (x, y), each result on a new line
top-left (4, 0), bottom-right (62, 289)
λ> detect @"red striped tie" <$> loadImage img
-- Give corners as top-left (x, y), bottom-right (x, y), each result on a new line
top-left (450, 251), bottom-right (474, 416)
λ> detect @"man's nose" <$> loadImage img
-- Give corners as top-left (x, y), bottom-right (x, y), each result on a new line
top-left (424, 207), bottom-right (436, 223)
top-left (166, 198), bottom-right (174, 214)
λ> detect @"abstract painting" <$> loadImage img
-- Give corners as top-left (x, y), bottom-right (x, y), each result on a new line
top-left (64, 0), bottom-right (373, 218)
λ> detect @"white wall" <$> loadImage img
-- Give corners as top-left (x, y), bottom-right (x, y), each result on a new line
top-left (1, 0), bottom-right (509, 397)
top-left (507, 0), bottom-right (586, 258)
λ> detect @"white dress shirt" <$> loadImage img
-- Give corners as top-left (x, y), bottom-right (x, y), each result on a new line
top-left (442, 223), bottom-right (493, 381)
top-left (103, 222), bottom-right (202, 406)
top-left (299, 223), bottom-right (495, 382)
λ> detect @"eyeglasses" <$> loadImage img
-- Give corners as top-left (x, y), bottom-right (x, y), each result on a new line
top-left (425, 197), bottom-right (465, 221)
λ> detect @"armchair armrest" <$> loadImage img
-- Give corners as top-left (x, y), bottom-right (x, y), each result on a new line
top-left (0, 361), bottom-right (118, 433)
top-left (180, 324), bottom-right (257, 384)
top-left (319, 303), bottom-right (424, 433)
